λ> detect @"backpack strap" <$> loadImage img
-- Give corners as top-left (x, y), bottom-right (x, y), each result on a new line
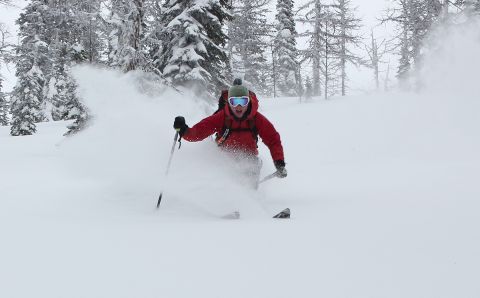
top-left (216, 115), bottom-right (233, 146)
top-left (248, 117), bottom-right (259, 146)
top-left (214, 90), bottom-right (229, 114)
top-left (216, 115), bottom-right (258, 147)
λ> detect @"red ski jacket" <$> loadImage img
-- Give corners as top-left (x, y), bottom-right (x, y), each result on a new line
top-left (182, 93), bottom-right (285, 162)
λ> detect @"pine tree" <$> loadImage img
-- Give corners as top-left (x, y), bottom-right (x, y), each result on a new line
top-left (64, 82), bottom-right (89, 136)
top-left (38, 0), bottom-right (93, 129)
top-left (70, 0), bottom-right (105, 64)
top-left (10, 65), bottom-right (44, 136)
top-left (49, 43), bottom-right (77, 121)
top-left (228, 0), bottom-right (271, 95)
top-left (108, 0), bottom-right (147, 72)
top-left (10, 0), bottom-right (51, 136)
top-left (0, 76), bottom-right (8, 126)
top-left (273, 0), bottom-right (299, 96)
top-left (158, 0), bottom-right (232, 97)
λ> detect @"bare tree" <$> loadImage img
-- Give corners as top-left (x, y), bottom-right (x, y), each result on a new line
top-left (331, 0), bottom-right (364, 96)
top-left (297, 0), bottom-right (327, 97)
top-left (298, 0), bottom-right (363, 99)
top-left (321, 11), bottom-right (341, 99)
top-left (364, 30), bottom-right (389, 90)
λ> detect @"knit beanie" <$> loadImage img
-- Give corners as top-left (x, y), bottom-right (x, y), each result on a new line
top-left (228, 85), bottom-right (249, 98)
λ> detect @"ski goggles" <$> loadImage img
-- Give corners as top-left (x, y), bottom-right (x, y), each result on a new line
top-left (228, 96), bottom-right (250, 107)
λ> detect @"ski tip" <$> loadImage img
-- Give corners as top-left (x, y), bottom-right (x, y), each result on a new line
top-left (273, 208), bottom-right (290, 219)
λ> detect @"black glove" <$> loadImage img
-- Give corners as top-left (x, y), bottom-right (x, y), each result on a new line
top-left (274, 160), bottom-right (287, 178)
top-left (173, 116), bottom-right (189, 137)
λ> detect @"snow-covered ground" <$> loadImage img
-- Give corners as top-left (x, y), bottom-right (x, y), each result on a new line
top-left (1, 71), bottom-right (480, 297)
top-left (1, 16), bottom-right (480, 298)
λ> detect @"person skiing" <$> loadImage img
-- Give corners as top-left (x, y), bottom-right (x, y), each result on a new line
top-left (173, 80), bottom-right (287, 188)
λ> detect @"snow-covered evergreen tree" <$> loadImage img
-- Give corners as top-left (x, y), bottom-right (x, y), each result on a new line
top-left (64, 82), bottom-right (89, 136)
top-left (228, 0), bottom-right (271, 95)
top-left (10, 65), bottom-right (44, 136)
top-left (34, 0), bottom-right (93, 130)
top-left (0, 76), bottom-right (8, 126)
top-left (108, 0), bottom-right (147, 72)
top-left (273, 0), bottom-right (299, 96)
top-left (10, 0), bottom-right (51, 136)
top-left (64, 105), bottom-right (89, 135)
top-left (71, 0), bottom-right (105, 64)
top-left (48, 43), bottom-right (77, 121)
top-left (158, 0), bottom-right (232, 97)
top-left (144, 0), bottom-right (164, 71)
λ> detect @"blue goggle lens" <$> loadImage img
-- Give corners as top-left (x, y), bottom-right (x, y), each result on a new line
top-left (228, 96), bottom-right (250, 107)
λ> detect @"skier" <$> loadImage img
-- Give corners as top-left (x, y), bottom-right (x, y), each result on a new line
top-left (173, 81), bottom-right (287, 188)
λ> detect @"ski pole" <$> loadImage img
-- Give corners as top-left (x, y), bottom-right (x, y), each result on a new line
top-left (258, 171), bottom-right (279, 185)
top-left (156, 131), bottom-right (180, 208)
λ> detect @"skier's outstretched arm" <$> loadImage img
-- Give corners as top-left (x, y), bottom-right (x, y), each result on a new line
top-left (173, 112), bottom-right (224, 142)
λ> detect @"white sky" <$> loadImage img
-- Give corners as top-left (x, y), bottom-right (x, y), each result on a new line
top-left (0, 1), bottom-right (25, 91)
top-left (0, 0), bottom-right (398, 94)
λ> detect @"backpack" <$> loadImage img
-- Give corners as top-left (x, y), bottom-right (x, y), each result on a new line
top-left (214, 90), bottom-right (258, 147)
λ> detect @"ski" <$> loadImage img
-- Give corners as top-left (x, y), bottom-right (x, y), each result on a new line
top-left (273, 208), bottom-right (290, 219)
top-left (220, 209), bottom-right (290, 219)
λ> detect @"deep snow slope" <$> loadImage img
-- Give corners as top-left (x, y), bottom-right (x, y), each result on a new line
top-left (1, 71), bottom-right (479, 298)
top-left (1, 18), bottom-right (480, 298)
